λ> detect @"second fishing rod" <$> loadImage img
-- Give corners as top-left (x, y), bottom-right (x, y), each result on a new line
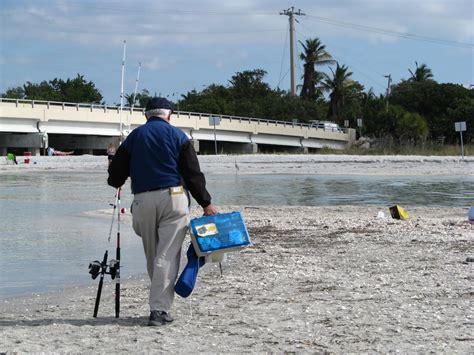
top-left (89, 187), bottom-right (122, 318)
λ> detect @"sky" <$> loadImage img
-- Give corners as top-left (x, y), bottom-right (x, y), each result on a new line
top-left (0, 0), bottom-right (473, 105)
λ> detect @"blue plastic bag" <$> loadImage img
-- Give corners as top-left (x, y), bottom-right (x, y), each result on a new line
top-left (175, 244), bottom-right (206, 298)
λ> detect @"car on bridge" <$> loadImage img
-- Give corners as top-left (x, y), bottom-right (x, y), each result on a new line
top-left (309, 120), bottom-right (343, 132)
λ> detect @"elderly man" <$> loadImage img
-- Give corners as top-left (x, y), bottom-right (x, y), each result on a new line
top-left (108, 97), bottom-right (217, 326)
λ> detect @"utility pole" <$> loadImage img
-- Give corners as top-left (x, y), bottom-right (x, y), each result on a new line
top-left (280, 7), bottom-right (305, 96)
top-left (384, 74), bottom-right (392, 112)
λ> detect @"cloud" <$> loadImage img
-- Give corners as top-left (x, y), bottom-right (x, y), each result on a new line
top-left (3, 0), bottom-right (472, 51)
top-left (143, 57), bottom-right (162, 70)
top-left (142, 56), bottom-right (179, 71)
top-left (215, 59), bottom-right (224, 69)
top-left (1, 0), bottom-right (472, 102)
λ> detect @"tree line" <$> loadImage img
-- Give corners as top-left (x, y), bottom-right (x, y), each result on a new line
top-left (2, 39), bottom-right (473, 145)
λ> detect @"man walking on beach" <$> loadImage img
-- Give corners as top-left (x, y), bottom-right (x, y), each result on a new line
top-left (108, 97), bottom-right (217, 326)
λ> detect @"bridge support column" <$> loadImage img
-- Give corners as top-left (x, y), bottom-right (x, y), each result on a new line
top-left (246, 143), bottom-right (258, 154)
top-left (214, 142), bottom-right (257, 154)
top-left (0, 147), bottom-right (6, 156)
top-left (191, 139), bottom-right (199, 153)
top-left (83, 149), bottom-right (94, 155)
top-left (301, 147), bottom-right (309, 154)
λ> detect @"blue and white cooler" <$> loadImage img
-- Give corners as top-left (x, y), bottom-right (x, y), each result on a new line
top-left (175, 212), bottom-right (251, 297)
top-left (189, 211), bottom-right (251, 262)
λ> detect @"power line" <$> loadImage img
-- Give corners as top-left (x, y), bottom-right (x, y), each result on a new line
top-left (295, 31), bottom-right (304, 84)
top-left (295, 24), bottom-right (387, 91)
top-left (277, 22), bottom-right (289, 89)
top-left (63, 3), bottom-right (275, 16)
top-left (12, 24), bottom-right (284, 36)
top-left (305, 14), bottom-right (474, 49)
top-left (333, 54), bottom-right (387, 91)
top-left (277, 68), bottom-right (291, 89)
top-left (64, 3), bottom-right (474, 49)
top-left (303, 40), bottom-right (387, 90)
top-left (5, 3), bottom-right (472, 49)
top-left (298, 20), bottom-right (424, 89)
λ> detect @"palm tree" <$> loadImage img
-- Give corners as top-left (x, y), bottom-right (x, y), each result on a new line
top-left (361, 87), bottom-right (376, 104)
top-left (322, 63), bottom-right (357, 119)
top-left (408, 62), bottom-right (434, 82)
top-left (124, 93), bottom-right (136, 107)
top-left (299, 38), bottom-right (335, 100)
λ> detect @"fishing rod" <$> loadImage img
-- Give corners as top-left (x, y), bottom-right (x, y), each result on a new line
top-left (119, 40), bottom-right (126, 142)
top-left (131, 61), bottom-right (141, 111)
top-left (115, 187), bottom-right (121, 318)
top-left (107, 40), bottom-right (125, 316)
top-left (89, 39), bottom-right (128, 318)
top-left (126, 61), bottom-right (141, 133)
top-left (89, 187), bottom-right (122, 318)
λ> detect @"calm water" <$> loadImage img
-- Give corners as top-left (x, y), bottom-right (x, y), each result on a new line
top-left (0, 171), bottom-right (472, 298)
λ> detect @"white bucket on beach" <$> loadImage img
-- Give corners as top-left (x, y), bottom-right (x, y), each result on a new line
top-left (376, 211), bottom-right (386, 219)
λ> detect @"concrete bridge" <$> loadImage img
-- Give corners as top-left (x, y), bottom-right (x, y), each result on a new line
top-left (0, 98), bottom-right (355, 156)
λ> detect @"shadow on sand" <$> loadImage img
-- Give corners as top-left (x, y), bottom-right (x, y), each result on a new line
top-left (0, 316), bottom-right (149, 327)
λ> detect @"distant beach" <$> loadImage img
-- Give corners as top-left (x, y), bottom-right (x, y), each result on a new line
top-left (1, 153), bottom-right (473, 176)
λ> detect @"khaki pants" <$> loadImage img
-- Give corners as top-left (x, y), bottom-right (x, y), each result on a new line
top-left (131, 188), bottom-right (189, 312)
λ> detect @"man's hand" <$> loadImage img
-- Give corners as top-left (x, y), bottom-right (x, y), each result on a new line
top-left (203, 204), bottom-right (218, 216)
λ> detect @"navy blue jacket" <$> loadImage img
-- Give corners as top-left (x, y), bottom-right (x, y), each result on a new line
top-left (108, 117), bottom-right (211, 207)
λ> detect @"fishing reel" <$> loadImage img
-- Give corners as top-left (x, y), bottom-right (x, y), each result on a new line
top-left (88, 258), bottom-right (119, 280)
top-left (108, 259), bottom-right (119, 279)
top-left (88, 260), bottom-right (102, 280)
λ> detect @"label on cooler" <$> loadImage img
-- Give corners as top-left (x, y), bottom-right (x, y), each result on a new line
top-left (196, 223), bottom-right (218, 237)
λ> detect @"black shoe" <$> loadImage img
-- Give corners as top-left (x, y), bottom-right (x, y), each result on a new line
top-left (148, 311), bottom-right (174, 326)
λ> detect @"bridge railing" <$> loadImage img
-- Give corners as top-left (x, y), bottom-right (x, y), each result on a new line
top-left (0, 97), bottom-right (346, 133)
top-left (0, 97), bottom-right (147, 114)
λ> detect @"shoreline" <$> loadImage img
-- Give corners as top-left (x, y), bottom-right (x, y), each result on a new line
top-left (1, 203), bottom-right (472, 301)
top-left (1, 205), bottom-right (472, 352)
top-left (0, 154), bottom-right (473, 176)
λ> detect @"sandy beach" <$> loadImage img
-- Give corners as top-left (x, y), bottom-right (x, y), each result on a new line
top-left (0, 204), bottom-right (473, 353)
top-left (0, 155), bottom-right (473, 352)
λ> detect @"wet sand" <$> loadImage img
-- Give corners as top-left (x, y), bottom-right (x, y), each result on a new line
top-left (1, 205), bottom-right (472, 353)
